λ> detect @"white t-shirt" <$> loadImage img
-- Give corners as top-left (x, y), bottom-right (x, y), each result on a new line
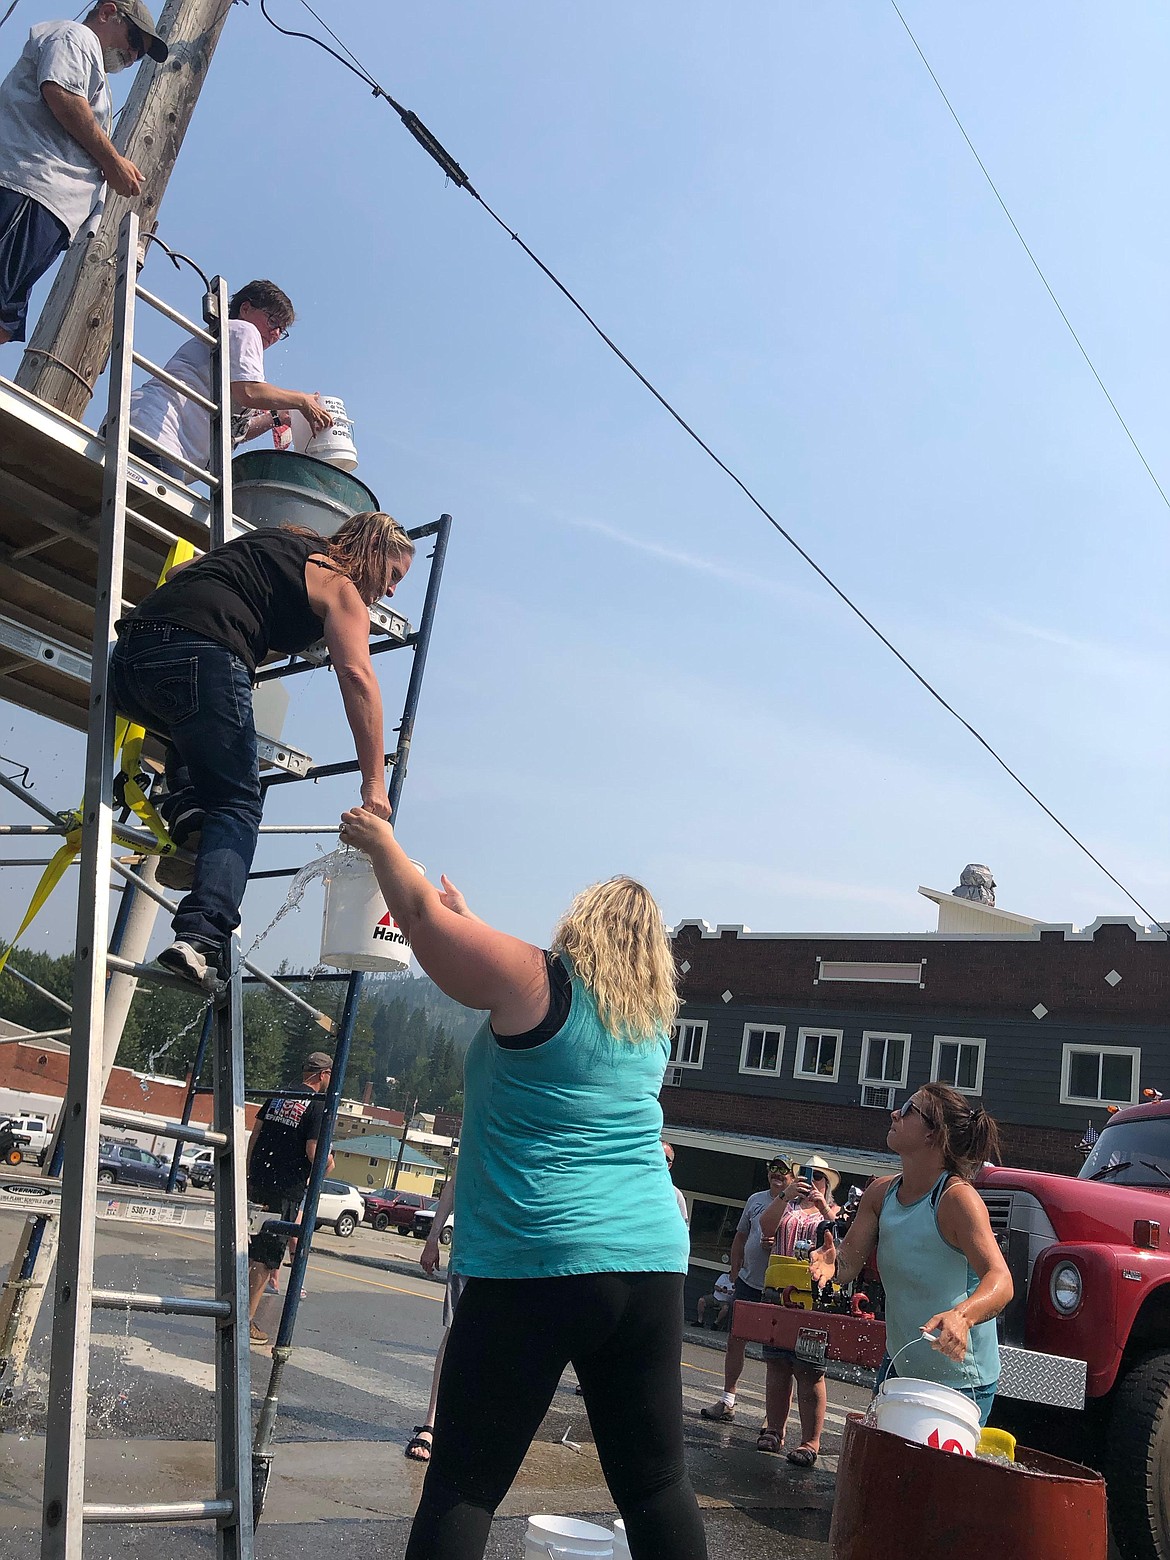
top-left (674, 1186), bottom-right (689, 1227)
top-left (0, 22), bottom-right (111, 239)
top-left (713, 1273), bottom-right (735, 1302)
top-left (129, 318), bottom-right (266, 469)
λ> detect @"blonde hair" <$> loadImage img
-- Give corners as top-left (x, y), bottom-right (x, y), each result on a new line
top-left (552, 876), bottom-right (679, 1043)
top-left (283, 513), bottom-right (415, 604)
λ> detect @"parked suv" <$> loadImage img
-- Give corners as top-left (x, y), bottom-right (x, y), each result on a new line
top-left (412, 1203), bottom-right (453, 1245)
top-left (314, 1180), bottom-right (364, 1238)
top-left (97, 1140), bottom-right (188, 1192)
top-left (363, 1189), bottom-right (433, 1234)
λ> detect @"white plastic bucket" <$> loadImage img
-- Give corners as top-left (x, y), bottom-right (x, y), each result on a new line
top-left (289, 395), bottom-right (359, 472)
top-left (523, 1516), bottom-right (614, 1559)
top-left (611, 1520), bottom-right (631, 1560)
top-left (873, 1375), bottom-right (980, 1456)
top-left (319, 850), bottom-right (422, 973)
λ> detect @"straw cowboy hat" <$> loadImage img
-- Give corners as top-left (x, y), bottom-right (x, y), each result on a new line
top-left (802, 1155), bottom-right (841, 1196)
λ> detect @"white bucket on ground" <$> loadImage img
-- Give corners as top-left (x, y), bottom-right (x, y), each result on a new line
top-left (611, 1519), bottom-right (631, 1560)
top-left (873, 1375), bottom-right (980, 1456)
top-left (319, 849), bottom-right (422, 973)
top-left (523, 1516), bottom-right (614, 1560)
top-left (289, 395), bottom-right (359, 472)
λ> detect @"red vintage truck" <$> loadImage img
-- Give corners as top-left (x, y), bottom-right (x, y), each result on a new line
top-left (734, 1098), bottom-right (1170, 1560)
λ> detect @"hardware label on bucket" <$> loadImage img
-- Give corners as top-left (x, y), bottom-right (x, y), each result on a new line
top-left (795, 1327), bottom-right (829, 1365)
top-left (372, 912), bottom-right (408, 949)
top-left (926, 1426), bottom-right (974, 1457)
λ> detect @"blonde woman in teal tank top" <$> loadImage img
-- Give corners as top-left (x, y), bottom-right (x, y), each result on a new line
top-left (810, 1081), bottom-right (1013, 1427)
top-left (339, 807), bottom-right (706, 1560)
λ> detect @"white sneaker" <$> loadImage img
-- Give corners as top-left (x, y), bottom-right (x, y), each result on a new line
top-left (156, 940), bottom-right (221, 993)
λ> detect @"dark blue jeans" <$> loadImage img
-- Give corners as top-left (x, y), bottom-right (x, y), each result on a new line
top-left (110, 622), bottom-right (263, 957)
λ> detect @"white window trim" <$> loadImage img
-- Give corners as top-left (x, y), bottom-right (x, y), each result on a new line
top-left (670, 1018), bottom-right (708, 1070)
top-left (739, 1023), bottom-right (786, 1077)
top-left (794, 1027), bottom-right (843, 1084)
top-left (931, 1035), bottom-right (987, 1096)
top-left (1060, 1043), bottom-right (1140, 1108)
top-left (859, 1031), bottom-right (911, 1089)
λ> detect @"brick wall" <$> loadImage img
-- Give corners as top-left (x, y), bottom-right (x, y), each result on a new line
top-left (662, 1085), bottom-right (1084, 1177)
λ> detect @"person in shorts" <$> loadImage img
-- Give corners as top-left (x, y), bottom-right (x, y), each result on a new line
top-left (699, 1153), bottom-right (794, 1423)
top-left (245, 1051), bottom-right (333, 1345)
top-left (696, 1272), bottom-right (735, 1330)
top-left (756, 1154), bottom-right (840, 1464)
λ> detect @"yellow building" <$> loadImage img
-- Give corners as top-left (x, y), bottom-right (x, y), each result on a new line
top-left (331, 1132), bottom-right (446, 1195)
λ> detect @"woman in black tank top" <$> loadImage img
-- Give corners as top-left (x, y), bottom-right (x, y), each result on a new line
top-left (109, 511), bottom-right (415, 991)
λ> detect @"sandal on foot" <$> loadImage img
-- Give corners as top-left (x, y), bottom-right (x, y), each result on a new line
top-left (756, 1429), bottom-right (782, 1454)
top-left (787, 1445), bottom-right (818, 1467)
top-left (405, 1426), bottom-right (434, 1463)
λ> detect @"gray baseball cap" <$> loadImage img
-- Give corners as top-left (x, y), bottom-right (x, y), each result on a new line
top-left (117, 1), bottom-right (169, 62)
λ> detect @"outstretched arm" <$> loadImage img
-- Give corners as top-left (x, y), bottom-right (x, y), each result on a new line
top-left (337, 808), bottom-right (548, 1031)
top-left (314, 575), bottom-right (388, 819)
top-left (807, 1177), bottom-right (889, 1288)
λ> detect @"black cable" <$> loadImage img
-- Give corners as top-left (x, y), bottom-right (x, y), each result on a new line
top-left (260, 0), bottom-right (1167, 936)
top-left (890, 1), bottom-right (1170, 517)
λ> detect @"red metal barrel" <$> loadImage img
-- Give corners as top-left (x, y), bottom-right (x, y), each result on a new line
top-left (829, 1415), bottom-right (1107, 1560)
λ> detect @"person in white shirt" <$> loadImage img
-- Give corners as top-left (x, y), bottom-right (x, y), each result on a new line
top-left (0, 2), bottom-right (165, 344)
top-left (127, 277), bottom-right (332, 481)
top-left (696, 1273), bottom-right (735, 1331)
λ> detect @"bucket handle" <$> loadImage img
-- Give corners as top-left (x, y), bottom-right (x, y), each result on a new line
top-left (883, 1330), bottom-right (979, 1406)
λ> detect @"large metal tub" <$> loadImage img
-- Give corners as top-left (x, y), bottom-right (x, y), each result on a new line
top-left (231, 449), bottom-right (379, 537)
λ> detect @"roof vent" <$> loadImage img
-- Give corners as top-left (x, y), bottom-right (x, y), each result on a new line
top-left (952, 864), bottom-right (996, 906)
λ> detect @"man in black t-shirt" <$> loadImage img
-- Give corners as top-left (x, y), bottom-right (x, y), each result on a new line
top-left (246, 1051), bottom-right (333, 1345)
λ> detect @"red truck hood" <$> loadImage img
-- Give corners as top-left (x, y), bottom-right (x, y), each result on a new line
top-left (978, 1164), bottom-right (1170, 1246)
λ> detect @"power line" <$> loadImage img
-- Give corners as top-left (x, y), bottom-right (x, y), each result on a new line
top-left (890, 0), bottom-right (1170, 517)
top-left (259, 0), bottom-right (1166, 936)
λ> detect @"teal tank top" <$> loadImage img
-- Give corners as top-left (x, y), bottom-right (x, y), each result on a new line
top-left (878, 1173), bottom-right (999, 1390)
top-left (451, 961), bottom-right (690, 1280)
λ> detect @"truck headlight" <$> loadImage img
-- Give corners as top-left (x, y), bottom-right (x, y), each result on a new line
top-left (1050, 1261), bottom-right (1082, 1315)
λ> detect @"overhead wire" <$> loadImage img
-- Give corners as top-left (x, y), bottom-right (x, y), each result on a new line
top-left (258, 0), bottom-right (1166, 935)
top-left (890, 0), bottom-right (1170, 517)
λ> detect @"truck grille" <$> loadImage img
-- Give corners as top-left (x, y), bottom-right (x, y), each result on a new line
top-left (980, 1193), bottom-right (1012, 1238)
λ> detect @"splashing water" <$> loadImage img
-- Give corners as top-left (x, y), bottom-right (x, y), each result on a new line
top-left (244, 846), bottom-right (346, 962)
top-left (143, 997), bottom-right (213, 1087)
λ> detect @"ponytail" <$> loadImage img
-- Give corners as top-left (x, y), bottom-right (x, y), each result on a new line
top-left (920, 1082), bottom-right (1001, 1180)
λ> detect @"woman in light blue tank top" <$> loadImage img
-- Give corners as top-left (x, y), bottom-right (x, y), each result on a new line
top-left (810, 1081), bottom-right (1012, 1426)
top-left (338, 808), bottom-right (706, 1560)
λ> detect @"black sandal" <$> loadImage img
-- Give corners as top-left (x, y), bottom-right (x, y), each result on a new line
top-left (404, 1425), bottom-right (434, 1462)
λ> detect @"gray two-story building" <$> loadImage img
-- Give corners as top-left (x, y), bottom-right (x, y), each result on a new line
top-left (664, 883), bottom-right (1168, 1278)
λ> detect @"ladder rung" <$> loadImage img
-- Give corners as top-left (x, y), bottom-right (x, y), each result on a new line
top-left (83, 1497), bottom-right (234, 1524)
top-left (98, 1107), bottom-right (227, 1148)
top-left (125, 423), bottom-right (218, 489)
top-left (131, 350), bottom-right (218, 413)
top-left (134, 283), bottom-right (216, 345)
top-left (105, 953), bottom-right (221, 997)
top-left (92, 1288), bottom-right (231, 1318)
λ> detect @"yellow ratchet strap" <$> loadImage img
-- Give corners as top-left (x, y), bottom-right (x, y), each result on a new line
top-left (0, 539), bottom-right (198, 975)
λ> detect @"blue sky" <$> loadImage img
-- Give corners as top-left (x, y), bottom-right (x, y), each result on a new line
top-left (1, 0), bottom-right (1167, 973)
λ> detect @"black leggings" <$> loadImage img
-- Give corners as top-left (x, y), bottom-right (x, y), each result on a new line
top-left (405, 1271), bottom-right (707, 1560)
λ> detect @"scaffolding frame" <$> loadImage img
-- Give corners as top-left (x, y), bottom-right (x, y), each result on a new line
top-left (0, 211), bottom-right (451, 1558)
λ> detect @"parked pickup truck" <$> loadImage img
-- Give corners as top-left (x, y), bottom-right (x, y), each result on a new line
top-left (733, 1098), bottom-right (1170, 1560)
top-left (8, 1113), bottom-right (51, 1165)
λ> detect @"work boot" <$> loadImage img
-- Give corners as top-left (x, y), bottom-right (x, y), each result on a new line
top-left (156, 807), bottom-right (203, 891)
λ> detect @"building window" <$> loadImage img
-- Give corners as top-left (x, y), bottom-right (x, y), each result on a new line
top-left (669, 1019), bottom-right (707, 1070)
top-left (931, 1036), bottom-right (986, 1096)
top-left (817, 958), bottom-right (924, 986)
top-left (860, 1031), bottom-right (911, 1088)
top-left (369, 1158), bottom-right (379, 1167)
top-left (739, 1024), bottom-right (785, 1076)
top-left (794, 1028), bottom-right (842, 1083)
top-left (1061, 1045), bottom-right (1139, 1108)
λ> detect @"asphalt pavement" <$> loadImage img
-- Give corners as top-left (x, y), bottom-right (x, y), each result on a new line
top-left (0, 1210), bottom-right (870, 1559)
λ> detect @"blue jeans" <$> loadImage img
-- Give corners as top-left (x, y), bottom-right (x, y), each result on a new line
top-left (110, 621), bottom-right (263, 957)
top-left (876, 1352), bottom-right (998, 1427)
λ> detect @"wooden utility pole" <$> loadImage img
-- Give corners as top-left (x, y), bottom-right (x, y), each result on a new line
top-left (15, 0), bottom-right (235, 417)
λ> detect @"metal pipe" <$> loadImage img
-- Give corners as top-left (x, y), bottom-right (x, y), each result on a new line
top-left (1, 965), bottom-right (72, 1015)
top-left (91, 1289), bottom-right (231, 1318)
top-left (166, 1008), bottom-right (213, 1195)
top-left (83, 1499), bottom-right (234, 1524)
top-left (386, 514), bottom-right (451, 818)
top-left (0, 769), bottom-right (69, 828)
top-left (100, 1106), bottom-right (226, 1147)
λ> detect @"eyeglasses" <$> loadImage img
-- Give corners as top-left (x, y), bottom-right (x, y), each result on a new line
top-left (767, 1162), bottom-right (790, 1174)
top-left (265, 312), bottom-right (290, 342)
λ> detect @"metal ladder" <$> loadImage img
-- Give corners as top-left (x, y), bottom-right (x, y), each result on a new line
top-left (41, 209), bottom-right (254, 1559)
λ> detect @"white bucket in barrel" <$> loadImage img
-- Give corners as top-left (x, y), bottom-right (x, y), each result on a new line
top-left (289, 395), bottom-right (359, 472)
top-left (873, 1375), bottom-right (980, 1456)
top-left (523, 1516), bottom-right (613, 1560)
top-left (319, 850), bottom-right (422, 973)
top-left (611, 1519), bottom-right (631, 1560)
